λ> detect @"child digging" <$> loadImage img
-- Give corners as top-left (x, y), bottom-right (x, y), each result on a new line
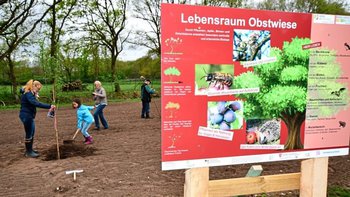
top-left (72, 98), bottom-right (94, 144)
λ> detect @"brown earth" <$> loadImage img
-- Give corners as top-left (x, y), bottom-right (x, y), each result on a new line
top-left (0, 98), bottom-right (349, 196)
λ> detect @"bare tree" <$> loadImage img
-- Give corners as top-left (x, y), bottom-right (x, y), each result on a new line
top-left (132, 0), bottom-right (161, 57)
top-left (82, 0), bottom-right (129, 92)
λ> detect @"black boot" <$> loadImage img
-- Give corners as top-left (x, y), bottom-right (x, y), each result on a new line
top-left (145, 113), bottom-right (151, 119)
top-left (141, 114), bottom-right (145, 118)
top-left (31, 138), bottom-right (39, 154)
top-left (25, 139), bottom-right (39, 158)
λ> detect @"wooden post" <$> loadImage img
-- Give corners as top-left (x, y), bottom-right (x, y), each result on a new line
top-left (300, 157), bottom-right (329, 197)
top-left (183, 157), bottom-right (330, 196)
top-left (184, 167), bottom-right (209, 197)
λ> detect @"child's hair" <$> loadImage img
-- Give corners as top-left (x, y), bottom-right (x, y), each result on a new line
top-left (72, 98), bottom-right (82, 108)
top-left (23, 79), bottom-right (42, 93)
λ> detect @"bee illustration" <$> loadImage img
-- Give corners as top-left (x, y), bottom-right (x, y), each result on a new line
top-left (201, 69), bottom-right (233, 89)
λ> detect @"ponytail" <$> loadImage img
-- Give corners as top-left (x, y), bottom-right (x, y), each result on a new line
top-left (23, 79), bottom-right (34, 93)
top-left (23, 79), bottom-right (42, 93)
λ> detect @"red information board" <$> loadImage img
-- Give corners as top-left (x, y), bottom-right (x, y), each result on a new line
top-left (161, 3), bottom-right (350, 170)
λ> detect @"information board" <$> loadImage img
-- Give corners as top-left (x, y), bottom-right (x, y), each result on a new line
top-left (161, 3), bottom-right (350, 171)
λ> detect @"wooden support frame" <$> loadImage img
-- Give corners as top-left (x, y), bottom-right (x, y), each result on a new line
top-left (184, 157), bottom-right (329, 197)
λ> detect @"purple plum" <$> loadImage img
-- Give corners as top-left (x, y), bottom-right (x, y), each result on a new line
top-left (220, 121), bottom-right (231, 131)
top-left (229, 101), bottom-right (241, 111)
top-left (217, 101), bottom-right (227, 114)
top-left (210, 113), bottom-right (224, 125)
top-left (224, 109), bottom-right (236, 123)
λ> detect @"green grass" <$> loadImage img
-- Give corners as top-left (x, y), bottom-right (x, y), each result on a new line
top-left (0, 80), bottom-right (160, 109)
top-left (328, 186), bottom-right (350, 197)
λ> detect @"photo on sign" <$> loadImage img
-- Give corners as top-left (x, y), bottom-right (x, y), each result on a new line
top-left (246, 119), bottom-right (281, 145)
top-left (207, 101), bottom-right (244, 131)
top-left (233, 29), bottom-right (271, 61)
top-left (195, 64), bottom-right (234, 95)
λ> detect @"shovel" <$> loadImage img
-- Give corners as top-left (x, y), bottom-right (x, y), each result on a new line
top-left (63, 129), bottom-right (80, 144)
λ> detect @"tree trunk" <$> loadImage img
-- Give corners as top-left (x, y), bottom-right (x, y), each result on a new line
top-left (6, 55), bottom-right (19, 102)
top-left (111, 53), bottom-right (121, 93)
top-left (282, 111), bottom-right (305, 150)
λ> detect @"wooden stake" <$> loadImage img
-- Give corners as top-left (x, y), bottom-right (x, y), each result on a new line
top-left (300, 157), bottom-right (329, 197)
top-left (53, 85), bottom-right (60, 160)
top-left (184, 167), bottom-right (209, 197)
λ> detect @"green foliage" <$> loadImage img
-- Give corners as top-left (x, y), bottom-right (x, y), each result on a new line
top-left (283, 37), bottom-right (311, 66)
top-left (280, 65), bottom-right (308, 85)
top-left (234, 37), bottom-right (310, 118)
top-left (254, 48), bottom-right (283, 83)
top-left (328, 186), bottom-right (350, 197)
top-left (235, 71), bottom-right (263, 89)
top-left (258, 0), bottom-right (350, 14)
top-left (0, 79), bottom-right (161, 108)
top-left (164, 67), bottom-right (181, 76)
top-left (261, 85), bottom-right (307, 117)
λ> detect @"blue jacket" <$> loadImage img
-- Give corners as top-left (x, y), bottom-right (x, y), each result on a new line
top-left (76, 105), bottom-right (94, 129)
top-left (141, 84), bottom-right (155, 102)
top-left (19, 91), bottom-right (51, 119)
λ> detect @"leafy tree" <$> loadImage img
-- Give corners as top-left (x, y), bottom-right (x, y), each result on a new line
top-left (235, 37), bottom-right (346, 150)
top-left (131, 0), bottom-right (161, 57)
top-left (81, 0), bottom-right (129, 92)
top-left (164, 67), bottom-right (181, 82)
top-left (234, 38), bottom-right (311, 150)
top-left (0, 0), bottom-right (62, 99)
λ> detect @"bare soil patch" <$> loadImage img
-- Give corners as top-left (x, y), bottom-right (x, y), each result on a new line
top-left (0, 98), bottom-right (349, 196)
top-left (42, 143), bottom-right (97, 161)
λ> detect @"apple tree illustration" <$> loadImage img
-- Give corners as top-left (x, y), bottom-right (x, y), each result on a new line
top-left (164, 67), bottom-right (181, 82)
top-left (165, 102), bottom-right (180, 118)
top-left (234, 37), bottom-right (347, 150)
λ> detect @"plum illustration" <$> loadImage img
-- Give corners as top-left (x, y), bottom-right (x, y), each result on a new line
top-left (220, 121), bottom-right (230, 131)
top-left (229, 101), bottom-right (241, 111)
top-left (224, 109), bottom-right (236, 123)
top-left (217, 101), bottom-right (227, 114)
top-left (210, 114), bottom-right (224, 125)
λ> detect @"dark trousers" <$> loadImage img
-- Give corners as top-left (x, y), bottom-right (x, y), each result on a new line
top-left (19, 116), bottom-right (35, 141)
top-left (93, 104), bottom-right (108, 129)
top-left (141, 100), bottom-right (150, 117)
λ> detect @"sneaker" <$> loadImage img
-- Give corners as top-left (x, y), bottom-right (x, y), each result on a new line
top-left (93, 127), bottom-right (100, 131)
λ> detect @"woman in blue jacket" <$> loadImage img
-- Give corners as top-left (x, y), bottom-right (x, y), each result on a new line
top-left (72, 98), bottom-right (94, 144)
top-left (19, 80), bottom-right (55, 158)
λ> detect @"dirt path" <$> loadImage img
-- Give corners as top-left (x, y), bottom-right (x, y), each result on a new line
top-left (0, 99), bottom-right (349, 196)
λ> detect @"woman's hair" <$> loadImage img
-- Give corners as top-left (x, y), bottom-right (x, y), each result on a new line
top-left (23, 79), bottom-right (42, 93)
top-left (72, 98), bottom-right (82, 108)
top-left (94, 81), bottom-right (102, 87)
